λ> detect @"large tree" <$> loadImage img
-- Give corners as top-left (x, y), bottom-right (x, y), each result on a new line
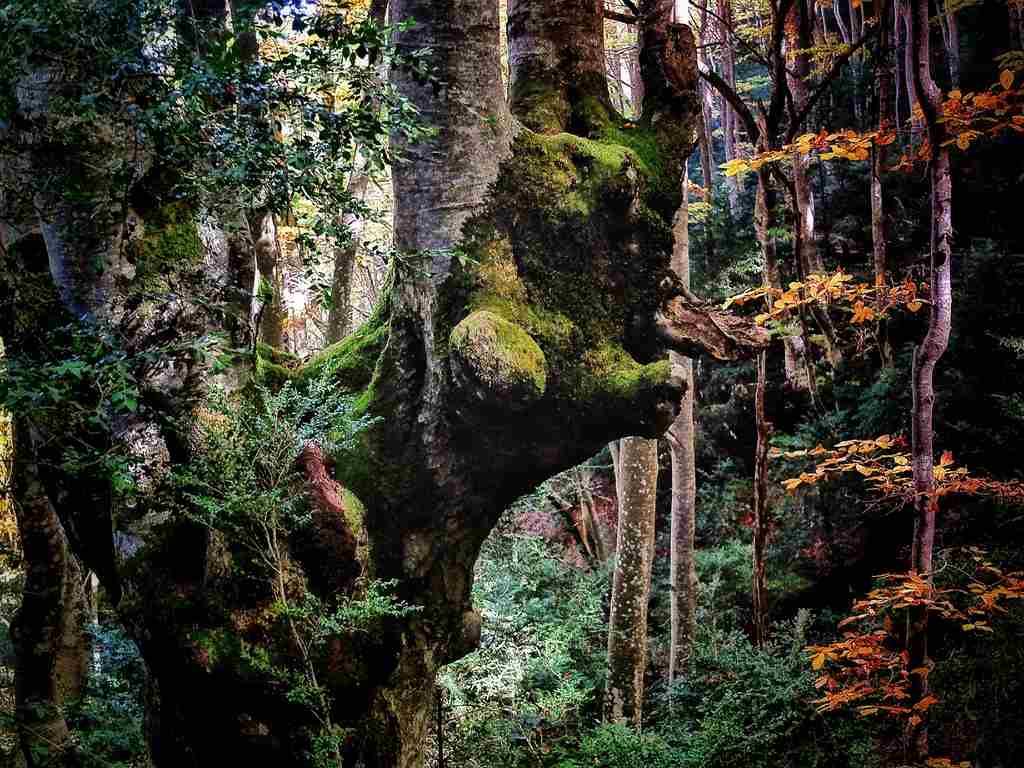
top-left (1, 0), bottom-right (768, 766)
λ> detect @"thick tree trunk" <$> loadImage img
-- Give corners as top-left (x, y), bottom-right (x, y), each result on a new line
top-left (2, 2), bottom-right (768, 767)
top-left (604, 437), bottom-right (659, 726)
top-left (906, 0), bottom-right (953, 757)
top-left (10, 422), bottom-right (90, 768)
top-left (667, 168), bottom-right (697, 681)
top-left (507, 0), bottom-right (610, 133)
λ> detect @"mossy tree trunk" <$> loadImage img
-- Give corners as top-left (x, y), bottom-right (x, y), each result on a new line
top-left (2, 0), bottom-right (772, 765)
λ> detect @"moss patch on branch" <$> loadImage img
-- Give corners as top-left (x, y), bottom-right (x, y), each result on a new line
top-left (450, 310), bottom-right (547, 403)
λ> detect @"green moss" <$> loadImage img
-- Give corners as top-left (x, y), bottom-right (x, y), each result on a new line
top-left (572, 343), bottom-right (671, 401)
top-left (510, 78), bottom-right (571, 134)
top-left (301, 302), bottom-right (390, 393)
top-left (341, 487), bottom-right (369, 565)
top-left (450, 310), bottom-right (547, 401)
top-left (133, 204), bottom-right (203, 292)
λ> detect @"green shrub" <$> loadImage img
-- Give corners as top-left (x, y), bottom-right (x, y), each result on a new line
top-left (650, 615), bottom-right (880, 768)
top-left (440, 532), bottom-right (609, 767)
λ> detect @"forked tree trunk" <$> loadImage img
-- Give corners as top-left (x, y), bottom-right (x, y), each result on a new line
top-left (906, 0), bottom-right (953, 757)
top-left (604, 436), bottom-right (659, 726)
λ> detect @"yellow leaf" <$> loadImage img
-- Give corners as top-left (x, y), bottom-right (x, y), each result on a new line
top-left (956, 133), bottom-right (972, 150)
top-left (783, 478), bottom-right (803, 492)
top-left (1001, 69), bottom-right (1014, 90)
top-left (812, 652), bottom-right (826, 670)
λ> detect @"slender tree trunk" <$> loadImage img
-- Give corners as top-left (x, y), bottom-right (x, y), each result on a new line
top-left (751, 351), bottom-right (771, 647)
top-left (757, 167), bottom-right (811, 391)
top-left (906, 0), bottom-right (953, 757)
top-left (251, 210), bottom-right (287, 349)
top-left (894, 0), bottom-right (904, 135)
top-left (938, 0), bottom-right (960, 88)
top-left (786, 1), bottom-right (824, 276)
top-left (873, 0), bottom-right (895, 368)
top-left (668, 167), bottom-right (697, 682)
top-left (1010, 2), bottom-right (1024, 50)
top-left (717, 0), bottom-right (740, 212)
top-left (326, 155), bottom-right (372, 345)
top-left (604, 436), bottom-right (659, 727)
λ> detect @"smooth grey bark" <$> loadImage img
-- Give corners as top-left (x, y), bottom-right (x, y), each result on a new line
top-left (872, 0), bottom-right (894, 368)
top-left (604, 436), bottom-right (659, 726)
top-left (906, 0), bottom-right (953, 756)
top-left (325, 156), bottom-right (371, 345)
top-left (667, 167), bottom-right (697, 681)
top-left (507, 0), bottom-right (610, 132)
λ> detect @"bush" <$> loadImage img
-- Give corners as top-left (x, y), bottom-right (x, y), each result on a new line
top-left (439, 532), bottom-right (610, 767)
top-left (649, 614), bottom-right (880, 768)
top-left (553, 723), bottom-right (677, 768)
top-left (67, 624), bottom-right (149, 768)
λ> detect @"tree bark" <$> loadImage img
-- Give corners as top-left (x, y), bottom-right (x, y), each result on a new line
top-left (667, 167), bottom-right (697, 681)
top-left (906, 0), bottom-right (953, 757)
top-left (1, 2), bottom-right (771, 766)
top-left (326, 156), bottom-right (372, 345)
top-left (251, 210), bottom-right (287, 349)
top-left (507, 0), bottom-right (610, 133)
top-left (785, 1), bottom-right (824, 276)
top-left (604, 436), bottom-right (659, 726)
top-left (717, 0), bottom-right (741, 212)
top-left (751, 351), bottom-right (771, 647)
top-left (10, 422), bottom-right (90, 768)
top-left (873, 0), bottom-right (895, 368)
